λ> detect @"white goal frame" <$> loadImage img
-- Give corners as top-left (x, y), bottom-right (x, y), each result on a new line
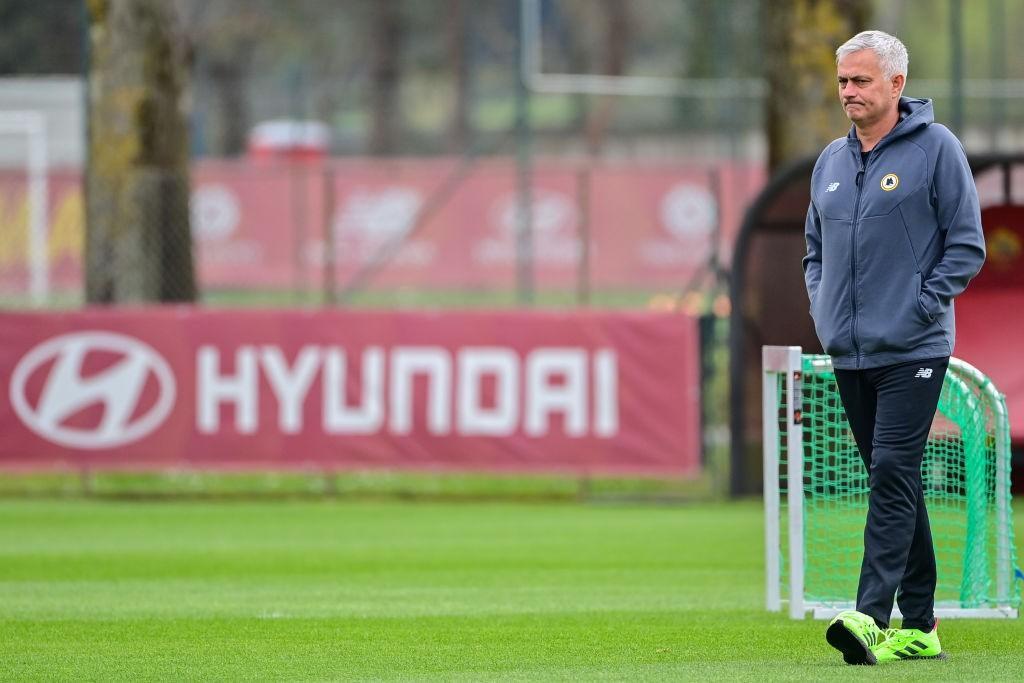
top-left (519, 0), bottom-right (764, 98)
top-left (0, 110), bottom-right (49, 305)
top-left (763, 345), bottom-right (1017, 620)
top-left (520, 1), bottom-right (1024, 100)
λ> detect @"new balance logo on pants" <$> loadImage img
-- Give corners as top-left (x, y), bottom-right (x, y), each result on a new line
top-left (914, 368), bottom-right (934, 379)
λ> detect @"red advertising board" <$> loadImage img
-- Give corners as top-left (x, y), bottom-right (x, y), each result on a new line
top-left (0, 159), bottom-right (764, 295)
top-left (0, 308), bottom-right (701, 476)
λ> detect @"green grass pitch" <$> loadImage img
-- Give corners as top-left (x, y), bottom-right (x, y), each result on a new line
top-left (1, 499), bottom-right (1022, 680)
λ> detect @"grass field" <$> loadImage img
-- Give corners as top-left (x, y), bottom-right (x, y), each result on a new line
top-left (1, 498), bottom-right (1022, 681)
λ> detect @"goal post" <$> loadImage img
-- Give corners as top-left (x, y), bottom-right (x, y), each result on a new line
top-left (763, 345), bottom-right (1020, 619)
top-left (0, 110), bottom-right (49, 305)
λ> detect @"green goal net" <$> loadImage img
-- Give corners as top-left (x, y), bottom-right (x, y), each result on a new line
top-left (763, 346), bottom-right (1019, 619)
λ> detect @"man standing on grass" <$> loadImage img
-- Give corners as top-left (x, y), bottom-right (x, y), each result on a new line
top-left (802, 30), bottom-right (985, 665)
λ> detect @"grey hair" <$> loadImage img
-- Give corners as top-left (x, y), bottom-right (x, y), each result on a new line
top-left (836, 30), bottom-right (909, 81)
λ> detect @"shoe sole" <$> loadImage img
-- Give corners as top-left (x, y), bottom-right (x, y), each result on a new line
top-left (889, 651), bottom-right (948, 662)
top-left (825, 619), bottom-right (877, 665)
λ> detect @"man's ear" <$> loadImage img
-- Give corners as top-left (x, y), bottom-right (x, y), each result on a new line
top-left (892, 73), bottom-right (905, 99)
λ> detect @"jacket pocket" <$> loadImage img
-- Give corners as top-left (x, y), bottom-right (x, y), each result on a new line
top-left (857, 271), bottom-right (934, 355)
top-left (915, 288), bottom-right (935, 323)
top-left (810, 218), bottom-right (855, 357)
top-left (806, 274), bottom-right (856, 358)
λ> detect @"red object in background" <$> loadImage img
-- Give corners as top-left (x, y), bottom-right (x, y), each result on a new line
top-left (0, 159), bottom-right (764, 294)
top-left (955, 291), bottom-right (1024, 437)
top-left (189, 159), bottom-right (762, 291)
top-left (970, 206), bottom-right (1024, 290)
top-left (0, 308), bottom-right (701, 477)
top-left (955, 206), bottom-right (1024, 445)
top-left (247, 120), bottom-right (330, 162)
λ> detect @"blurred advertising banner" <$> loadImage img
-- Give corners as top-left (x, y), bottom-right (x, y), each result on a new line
top-left (0, 169), bottom-right (82, 295)
top-left (0, 309), bottom-right (700, 476)
top-left (0, 160), bottom-right (763, 295)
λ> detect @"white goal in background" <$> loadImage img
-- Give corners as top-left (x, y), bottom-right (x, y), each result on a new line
top-left (0, 110), bottom-right (49, 306)
top-left (763, 345), bottom-right (1019, 620)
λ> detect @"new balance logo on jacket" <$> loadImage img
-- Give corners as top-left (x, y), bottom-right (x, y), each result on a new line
top-left (914, 368), bottom-right (933, 379)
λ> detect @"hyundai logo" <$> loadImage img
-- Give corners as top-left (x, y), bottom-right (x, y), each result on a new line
top-left (9, 331), bottom-right (176, 449)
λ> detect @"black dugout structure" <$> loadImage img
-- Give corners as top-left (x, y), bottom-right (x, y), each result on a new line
top-left (729, 153), bottom-right (1024, 496)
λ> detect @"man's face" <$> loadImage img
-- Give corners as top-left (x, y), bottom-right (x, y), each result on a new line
top-left (837, 49), bottom-right (903, 127)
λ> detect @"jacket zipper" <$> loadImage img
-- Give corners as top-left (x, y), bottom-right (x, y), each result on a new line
top-left (850, 151), bottom-right (868, 367)
top-left (844, 113), bottom-right (907, 366)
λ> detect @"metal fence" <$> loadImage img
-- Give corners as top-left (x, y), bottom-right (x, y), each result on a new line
top-left (0, 152), bottom-right (760, 310)
top-left (4, 0), bottom-right (1024, 310)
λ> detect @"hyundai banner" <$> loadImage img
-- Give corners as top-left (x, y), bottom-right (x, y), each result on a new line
top-left (0, 309), bottom-right (701, 475)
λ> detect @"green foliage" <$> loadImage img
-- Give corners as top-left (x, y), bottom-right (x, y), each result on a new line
top-left (0, 0), bottom-right (83, 75)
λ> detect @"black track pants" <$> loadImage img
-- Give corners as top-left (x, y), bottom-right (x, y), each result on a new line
top-left (832, 356), bottom-right (949, 631)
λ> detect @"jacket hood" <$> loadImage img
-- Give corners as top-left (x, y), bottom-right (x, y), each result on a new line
top-left (846, 97), bottom-right (933, 146)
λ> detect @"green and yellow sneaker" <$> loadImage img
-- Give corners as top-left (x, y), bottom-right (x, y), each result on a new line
top-left (825, 610), bottom-right (884, 665)
top-left (871, 624), bottom-right (946, 663)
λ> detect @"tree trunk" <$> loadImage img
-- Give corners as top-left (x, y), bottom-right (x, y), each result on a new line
top-left (369, 0), bottom-right (403, 155)
top-left (763, 0), bottom-right (871, 173)
top-left (85, 0), bottom-right (196, 303)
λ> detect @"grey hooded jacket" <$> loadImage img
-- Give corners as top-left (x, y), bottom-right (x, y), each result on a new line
top-left (803, 97), bottom-right (986, 370)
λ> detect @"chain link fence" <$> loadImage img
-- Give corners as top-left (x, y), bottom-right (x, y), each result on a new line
top-left (4, 0), bottom-right (1024, 310)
